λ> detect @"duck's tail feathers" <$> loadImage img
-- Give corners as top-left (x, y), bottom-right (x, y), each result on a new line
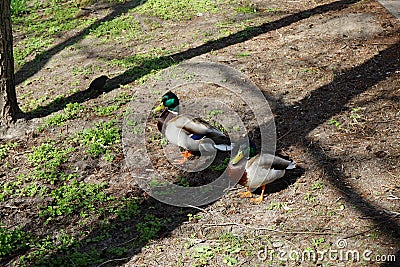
top-left (286, 161), bottom-right (296, 169)
top-left (214, 144), bottom-right (232, 151)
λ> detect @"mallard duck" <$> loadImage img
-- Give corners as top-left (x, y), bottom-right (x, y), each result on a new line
top-left (153, 91), bottom-right (232, 163)
top-left (227, 141), bottom-right (295, 204)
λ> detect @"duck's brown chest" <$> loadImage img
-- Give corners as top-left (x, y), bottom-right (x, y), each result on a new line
top-left (227, 162), bottom-right (248, 187)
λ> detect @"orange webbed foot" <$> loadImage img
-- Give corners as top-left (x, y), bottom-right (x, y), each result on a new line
top-left (174, 150), bottom-right (194, 164)
top-left (239, 189), bottom-right (252, 198)
top-left (250, 195), bottom-right (264, 204)
top-left (249, 185), bottom-right (265, 204)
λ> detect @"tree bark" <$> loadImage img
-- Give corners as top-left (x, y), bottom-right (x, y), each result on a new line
top-left (0, 0), bottom-right (21, 127)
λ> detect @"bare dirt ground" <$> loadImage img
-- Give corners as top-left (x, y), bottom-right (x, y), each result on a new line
top-left (1, 0), bottom-right (400, 266)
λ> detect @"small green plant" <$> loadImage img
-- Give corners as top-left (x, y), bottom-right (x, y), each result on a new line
top-left (312, 237), bottom-right (325, 247)
top-left (10, 0), bottom-right (27, 15)
top-left (187, 213), bottom-right (202, 222)
top-left (300, 67), bottom-right (318, 73)
top-left (136, 214), bottom-right (163, 242)
top-left (176, 176), bottom-right (190, 187)
top-left (349, 107), bottom-right (363, 125)
top-left (207, 109), bottom-right (224, 119)
top-left (93, 105), bottom-right (119, 116)
top-left (266, 201), bottom-right (291, 211)
top-left (43, 103), bottom-right (85, 127)
top-left (28, 142), bottom-right (75, 183)
top-left (192, 245), bottom-right (215, 265)
top-left (237, 52), bottom-right (251, 57)
top-left (370, 229), bottom-right (379, 240)
top-left (235, 5), bottom-right (257, 14)
top-left (0, 142), bottom-right (18, 160)
top-left (0, 225), bottom-right (32, 257)
top-left (135, 0), bottom-right (220, 21)
top-left (337, 201), bottom-right (345, 211)
top-left (40, 180), bottom-right (110, 219)
top-left (210, 157), bottom-right (230, 171)
top-left (76, 120), bottom-right (121, 161)
top-left (114, 198), bottom-right (141, 221)
top-left (304, 193), bottom-right (315, 202)
top-left (329, 118), bottom-right (342, 129)
top-left (311, 182), bottom-right (324, 190)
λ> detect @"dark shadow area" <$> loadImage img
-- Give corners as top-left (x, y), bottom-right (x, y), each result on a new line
top-left (270, 39), bottom-right (400, 255)
top-left (381, 250), bottom-right (400, 267)
top-left (25, 0), bottom-right (361, 119)
top-left (2, 193), bottom-right (203, 266)
top-left (15, 0), bottom-right (147, 86)
top-left (274, 41), bottom-right (400, 140)
top-left (253, 165), bottom-right (305, 196)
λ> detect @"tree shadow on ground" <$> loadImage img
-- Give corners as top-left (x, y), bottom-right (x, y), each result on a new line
top-left (25, 0), bottom-right (361, 119)
top-left (11, 0), bottom-right (400, 265)
top-left (271, 39), bottom-right (400, 261)
top-left (15, 0), bottom-right (147, 86)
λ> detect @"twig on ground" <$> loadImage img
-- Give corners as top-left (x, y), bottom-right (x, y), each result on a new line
top-left (203, 222), bottom-right (335, 236)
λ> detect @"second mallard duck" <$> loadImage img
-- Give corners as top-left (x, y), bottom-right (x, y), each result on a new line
top-left (227, 141), bottom-right (295, 204)
top-left (153, 91), bottom-right (232, 163)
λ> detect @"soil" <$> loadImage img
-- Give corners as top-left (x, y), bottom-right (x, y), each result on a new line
top-left (1, 0), bottom-right (400, 266)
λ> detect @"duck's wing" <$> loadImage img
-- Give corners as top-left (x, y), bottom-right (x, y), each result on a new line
top-left (172, 116), bottom-right (230, 145)
top-left (257, 153), bottom-right (295, 170)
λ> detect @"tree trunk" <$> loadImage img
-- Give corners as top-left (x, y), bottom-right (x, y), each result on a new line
top-left (0, 0), bottom-right (21, 127)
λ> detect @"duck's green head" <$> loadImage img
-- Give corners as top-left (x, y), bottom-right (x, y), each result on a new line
top-left (153, 91), bottom-right (179, 113)
top-left (231, 140), bottom-right (257, 165)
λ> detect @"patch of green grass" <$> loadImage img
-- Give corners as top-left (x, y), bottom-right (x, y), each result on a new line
top-left (28, 142), bottom-right (75, 184)
top-left (0, 225), bottom-right (32, 257)
top-left (192, 245), bottom-right (215, 265)
top-left (75, 120), bottom-right (121, 161)
top-left (43, 103), bottom-right (85, 127)
top-left (266, 201), bottom-right (292, 212)
top-left (11, 0), bottom-right (28, 15)
top-left (207, 109), bottom-right (224, 119)
top-left (113, 198), bottom-right (141, 221)
top-left (311, 181), bottom-right (324, 190)
top-left (210, 157), bottom-right (230, 171)
top-left (107, 51), bottom-right (178, 84)
top-left (235, 5), bottom-right (257, 14)
top-left (175, 176), bottom-right (190, 187)
top-left (89, 13), bottom-right (142, 40)
top-left (72, 65), bottom-right (102, 76)
top-left (95, 92), bottom-right (134, 116)
top-left (20, 94), bottom-right (49, 113)
top-left (40, 180), bottom-right (111, 220)
top-left (192, 237), bottom-right (242, 266)
top-left (0, 142), bottom-right (18, 160)
top-left (12, 1), bottom-right (96, 67)
top-left (311, 237), bottom-right (325, 247)
top-left (113, 91), bottom-right (134, 105)
top-left (187, 213), bottom-right (202, 222)
top-left (93, 104), bottom-right (119, 116)
top-left (329, 118), bottom-right (342, 129)
top-left (304, 193), bottom-right (316, 202)
top-left (135, 0), bottom-right (221, 21)
top-left (136, 214), bottom-right (163, 242)
top-left (237, 52), bottom-right (251, 57)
